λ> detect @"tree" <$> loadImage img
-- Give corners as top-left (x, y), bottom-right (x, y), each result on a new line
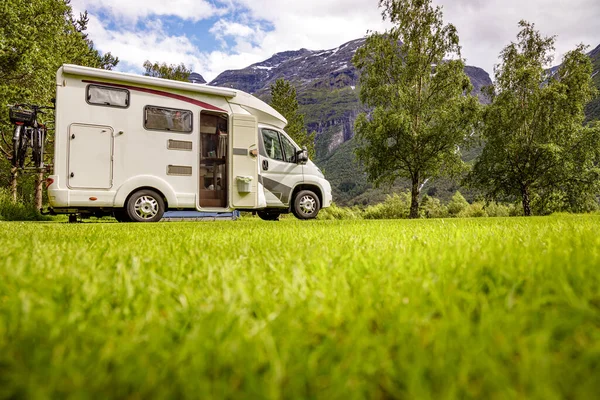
top-left (353, 0), bottom-right (479, 218)
top-left (468, 21), bottom-right (600, 216)
top-left (269, 78), bottom-right (316, 159)
top-left (143, 61), bottom-right (191, 82)
top-left (0, 0), bottom-right (118, 208)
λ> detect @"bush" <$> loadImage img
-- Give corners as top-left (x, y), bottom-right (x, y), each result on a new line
top-left (447, 191), bottom-right (469, 216)
top-left (484, 202), bottom-right (510, 217)
top-left (363, 192), bottom-right (411, 219)
top-left (0, 188), bottom-right (48, 221)
top-left (459, 202), bottom-right (488, 218)
top-left (317, 203), bottom-right (362, 220)
top-left (420, 195), bottom-right (449, 218)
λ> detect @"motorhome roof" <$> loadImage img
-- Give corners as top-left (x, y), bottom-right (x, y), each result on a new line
top-left (61, 64), bottom-right (238, 98)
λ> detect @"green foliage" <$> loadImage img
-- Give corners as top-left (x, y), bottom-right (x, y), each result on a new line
top-left (0, 188), bottom-right (48, 221)
top-left (143, 61), bottom-right (191, 82)
top-left (447, 191), bottom-right (469, 216)
top-left (363, 192), bottom-right (411, 219)
top-left (2, 217), bottom-right (600, 398)
top-left (316, 203), bottom-right (362, 220)
top-left (0, 0), bottom-right (118, 194)
top-left (469, 21), bottom-right (600, 216)
top-left (353, 0), bottom-right (479, 218)
top-left (269, 79), bottom-right (316, 158)
top-left (419, 195), bottom-right (449, 218)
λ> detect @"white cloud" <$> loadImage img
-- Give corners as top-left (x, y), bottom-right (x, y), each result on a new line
top-left (74, 0), bottom-right (600, 82)
top-left (71, 0), bottom-right (227, 22)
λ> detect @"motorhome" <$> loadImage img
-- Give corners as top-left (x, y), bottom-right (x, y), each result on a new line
top-left (47, 65), bottom-right (332, 222)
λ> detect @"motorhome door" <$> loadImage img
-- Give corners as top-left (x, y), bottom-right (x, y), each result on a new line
top-left (231, 114), bottom-right (259, 208)
top-left (67, 124), bottom-right (114, 189)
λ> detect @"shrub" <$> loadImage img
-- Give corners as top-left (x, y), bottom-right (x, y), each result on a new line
top-left (0, 188), bottom-right (49, 221)
top-left (447, 191), bottom-right (469, 216)
top-left (484, 202), bottom-right (510, 217)
top-left (317, 204), bottom-right (362, 220)
top-left (363, 192), bottom-right (411, 219)
top-left (420, 195), bottom-right (449, 218)
top-left (459, 202), bottom-right (488, 218)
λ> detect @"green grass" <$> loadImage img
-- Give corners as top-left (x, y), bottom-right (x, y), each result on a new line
top-left (1, 216), bottom-right (599, 399)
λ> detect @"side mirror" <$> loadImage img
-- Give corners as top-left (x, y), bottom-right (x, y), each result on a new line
top-left (296, 146), bottom-right (308, 164)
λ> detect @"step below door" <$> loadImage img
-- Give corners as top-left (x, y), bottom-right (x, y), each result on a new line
top-left (68, 124), bottom-right (114, 189)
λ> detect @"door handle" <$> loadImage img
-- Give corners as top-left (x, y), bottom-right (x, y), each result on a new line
top-left (262, 160), bottom-right (269, 171)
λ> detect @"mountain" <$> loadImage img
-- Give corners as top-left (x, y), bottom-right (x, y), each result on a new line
top-left (585, 44), bottom-right (600, 122)
top-left (208, 39), bottom-right (493, 204)
top-left (188, 72), bottom-right (206, 84)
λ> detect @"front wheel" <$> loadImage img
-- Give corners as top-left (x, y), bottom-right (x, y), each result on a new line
top-left (126, 189), bottom-right (165, 222)
top-left (292, 190), bottom-right (321, 220)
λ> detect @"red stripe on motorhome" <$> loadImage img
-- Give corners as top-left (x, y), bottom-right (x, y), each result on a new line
top-left (82, 80), bottom-right (227, 112)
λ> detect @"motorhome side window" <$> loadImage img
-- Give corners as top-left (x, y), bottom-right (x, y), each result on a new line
top-left (262, 129), bottom-right (284, 161)
top-left (86, 85), bottom-right (129, 108)
top-left (144, 106), bottom-right (193, 133)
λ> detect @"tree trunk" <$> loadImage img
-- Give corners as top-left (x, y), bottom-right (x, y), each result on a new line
top-left (34, 169), bottom-right (44, 210)
top-left (9, 166), bottom-right (18, 202)
top-left (521, 185), bottom-right (532, 216)
top-left (409, 176), bottom-right (420, 219)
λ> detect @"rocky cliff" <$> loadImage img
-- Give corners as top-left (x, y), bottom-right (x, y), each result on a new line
top-left (209, 38), bottom-right (492, 159)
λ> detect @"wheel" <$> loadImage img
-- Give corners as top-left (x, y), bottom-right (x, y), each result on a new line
top-left (113, 208), bottom-right (131, 222)
top-left (18, 132), bottom-right (27, 168)
top-left (292, 190), bottom-right (321, 220)
top-left (68, 214), bottom-right (78, 223)
top-left (32, 128), bottom-right (41, 167)
top-left (126, 189), bottom-right (165, 222)
top-left (257, 210), bottom-right (281, 221)
top-left (12, 125), bottom-right (22, 167)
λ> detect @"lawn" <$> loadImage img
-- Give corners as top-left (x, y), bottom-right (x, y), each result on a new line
top-left (1, 216), bottom-right (599, 399)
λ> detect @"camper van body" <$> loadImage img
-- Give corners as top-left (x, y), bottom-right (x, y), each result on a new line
top-left (47, 65), bottom-right (332, 221)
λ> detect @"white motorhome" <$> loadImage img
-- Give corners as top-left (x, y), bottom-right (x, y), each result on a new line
top-left (47, 65), bottom-right (332, 222)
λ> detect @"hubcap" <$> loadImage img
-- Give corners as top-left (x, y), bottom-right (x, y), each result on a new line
top-left (299, 195), bottom-right (316, 214)
top-left (134, 195), bottom-right (159, 219)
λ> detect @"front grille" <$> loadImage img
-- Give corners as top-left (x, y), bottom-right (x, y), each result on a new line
top-left (167, 165), bottom-right (192, 176)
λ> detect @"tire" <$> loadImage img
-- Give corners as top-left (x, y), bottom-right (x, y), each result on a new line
top-left (292, 190), bottom-right (321, 220)
top-left (12, 125), bottom-right (22, 167)
top-left (257, 210), bottom-right (281, 221)
top-left (32, 128), bottom-right (41, 167)
top-left (113, 208), bottom-right (131, 223)
top-left (126, 189), bottom-right (165, 222)
top-left (17, 131), bottom-right (27, 169)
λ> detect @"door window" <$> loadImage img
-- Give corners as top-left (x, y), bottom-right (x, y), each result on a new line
top-left (262, 129), bottom-right (284, 161)
top-left (280, 134), bottom-right (297, 163)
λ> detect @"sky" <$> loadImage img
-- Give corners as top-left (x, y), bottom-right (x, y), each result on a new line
top-left (71, 0), bottom-right (600, 82)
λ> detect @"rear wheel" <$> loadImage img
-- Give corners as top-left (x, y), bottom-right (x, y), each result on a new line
top-left (32, 128), bottom-right (41, 167)
top-left (12, 125), bottom-right (22, 167)
top-left (257, 210), bottom-right (281, 221)
top-left (126, 189), bottom-right (165, 222)
top-left (16, 128), bottom-right (28, 169)
top-left (292, 190), bottom-right (321, 220)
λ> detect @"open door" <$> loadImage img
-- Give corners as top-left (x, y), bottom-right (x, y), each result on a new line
top-left (231, 113), bottom-right (259, 208)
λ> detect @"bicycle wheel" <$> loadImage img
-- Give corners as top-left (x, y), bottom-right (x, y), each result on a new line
top-left (32, 128), bottom-right (42, 167)
top-left (17, 128), bottom-right (29, 169)
top-left (12, 125), bottom-right (22, 167)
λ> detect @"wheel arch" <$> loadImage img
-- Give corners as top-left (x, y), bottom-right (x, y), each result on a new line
top-left (289, 184), bottom-right (323, 210)
top-left (114, 176), bottom-right (177, 208)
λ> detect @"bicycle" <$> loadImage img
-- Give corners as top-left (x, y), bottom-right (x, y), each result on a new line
top-left (8, 104), bottom-right (53, 169)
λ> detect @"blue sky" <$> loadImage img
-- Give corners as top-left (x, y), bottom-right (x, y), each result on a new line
top-left (71, 0), bottom-right (600, 82)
